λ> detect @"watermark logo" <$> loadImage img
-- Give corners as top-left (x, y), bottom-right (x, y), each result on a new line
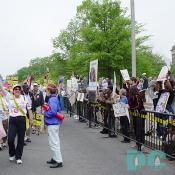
top-left (127, 150), bottom-right (166, 171)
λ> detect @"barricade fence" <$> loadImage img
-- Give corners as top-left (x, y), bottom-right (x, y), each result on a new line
top-left (63, 96), bottom-right (175, 159)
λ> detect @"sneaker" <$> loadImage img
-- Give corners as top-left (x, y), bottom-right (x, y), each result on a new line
top-left (26, 138), bottom-right (31, 143)
top-left (16, 159), bottom-right (22, 164)
top-left (0, 144), bottom-right (2, 151)
top-left (46, 158), bottom-right (57, 164)
top-left (9, 156), bottom-right (15, 161)
top-left (50, 162), bottom-right (63, 168)
top-left (2, 143), bottom-right (7, 148)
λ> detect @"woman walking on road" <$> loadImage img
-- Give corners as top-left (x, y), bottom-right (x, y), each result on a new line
top-left (43, 84), bottom-right (63, 168)
top-left (7, 84), bottom-right (32, 164)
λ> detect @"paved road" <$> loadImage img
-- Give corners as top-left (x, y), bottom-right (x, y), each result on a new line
top-left (0, 114), bottom-right (175, 175)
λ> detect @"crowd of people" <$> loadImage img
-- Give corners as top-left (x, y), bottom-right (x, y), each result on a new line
top-left (68, 71), bottom-right (175, 157)
top-left (1, 70), bottom-right (175, 166)
top-left (0, 82), bottom-right (64, 167)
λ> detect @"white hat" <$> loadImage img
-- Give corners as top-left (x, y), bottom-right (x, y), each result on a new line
top-left (13, 84), bottom-right (21, 90)
top-left (33, 83), bottom-right (38, 86)
top-left (142, 73), bottom-right (146, 76)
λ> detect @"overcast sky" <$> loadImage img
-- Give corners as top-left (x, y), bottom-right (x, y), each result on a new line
top-left (0, 0), bottom-right (175, 78)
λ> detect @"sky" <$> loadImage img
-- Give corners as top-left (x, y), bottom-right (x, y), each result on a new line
top-left (0, 0), bottom-right (175, 78)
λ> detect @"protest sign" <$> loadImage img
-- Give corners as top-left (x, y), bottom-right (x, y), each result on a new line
top-left (157, 66), bottom-right (169, 81)
top-left (156, 92), bottom-right (170, 113)
top-left (120, 69), bottom-right (130, 81)
top-left (89, 60), bottom-right (98, 90)
top-left (77, 93), bottom-right (84, 102)
top-left (113, 102), bottom-right (130, 122)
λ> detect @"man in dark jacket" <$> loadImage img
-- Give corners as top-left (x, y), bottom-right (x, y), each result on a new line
top-left (22, 83), bottom-right (34, 143)
top-left (32, 83), bottom-right (44, 135)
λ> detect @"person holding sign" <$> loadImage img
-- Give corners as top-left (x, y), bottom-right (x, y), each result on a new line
top-left (118, 89), bottom-right (130, 143)
top-left (156, 80), bottom-right (174, 138)
top-left (128, 78), bottom-right (145, 151)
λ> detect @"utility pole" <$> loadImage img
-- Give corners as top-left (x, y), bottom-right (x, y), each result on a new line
top-left (130, 0), bottom-right (136, 77)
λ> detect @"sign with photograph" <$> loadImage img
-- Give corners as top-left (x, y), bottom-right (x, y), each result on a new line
top-left (120, 69), bottom-right (130, 81)
top-left (89, 60), bottom-right (98, 91)
top-left (77, 93), bottom-right (85, 102)
top-left (157, 66), bottom-right (169, 81)
top-left (156, 92), bottom-right (170, 113)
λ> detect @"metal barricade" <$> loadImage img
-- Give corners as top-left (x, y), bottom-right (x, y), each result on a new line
top-left (63, 96), bottom-right (175, 159)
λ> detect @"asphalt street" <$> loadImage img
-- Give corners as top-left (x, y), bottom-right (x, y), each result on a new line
top-left (0, 114), bottom-right (175, 175)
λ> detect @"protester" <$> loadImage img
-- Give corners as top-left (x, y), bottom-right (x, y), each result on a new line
top-left (32, 83), bottom-right (44, 135)
top-left (7, 84), bottom-right (32, 164)
top-left (22, 83), bottom-right (34, 143)
top-left (106, 85), bottom-right (117, 138)
top-left (148, 79), bottom-right (158, 110)
top-left (43, 84), bottom-right (63, 168)
top-left (129, 77), bottom-right (145, 151)
top-left (119, 89), bottom-right (130, 143)
top-left (0, 85), bottom-right (9, 150)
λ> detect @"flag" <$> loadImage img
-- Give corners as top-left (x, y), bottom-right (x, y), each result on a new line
top-left (113, 71), bottom-right (116, 97)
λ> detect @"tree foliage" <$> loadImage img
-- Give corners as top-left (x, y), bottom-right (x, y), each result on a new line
top-left (17, 0), bottom-right (165, 84)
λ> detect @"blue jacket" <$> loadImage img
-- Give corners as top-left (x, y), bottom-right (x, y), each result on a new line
top-left (44, 94), bottom-right (62, 126)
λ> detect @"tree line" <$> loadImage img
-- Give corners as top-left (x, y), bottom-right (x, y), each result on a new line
top-left (17, 0), bottom-right (165, 84)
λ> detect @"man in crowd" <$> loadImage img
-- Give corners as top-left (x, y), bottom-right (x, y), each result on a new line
top-left (32, 83), bottom-right (44, 135)
top-left (22, 83), bottom-right (34, 143)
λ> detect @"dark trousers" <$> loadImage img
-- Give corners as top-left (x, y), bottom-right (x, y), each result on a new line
top-left (136, 117), bottom-right (145, 148)
top-left (108, 111), bottom-right (115, 136)
top-left (8, 116), bottom-right (26, 159)
top-left (120, 116), bottom-right (130, 141)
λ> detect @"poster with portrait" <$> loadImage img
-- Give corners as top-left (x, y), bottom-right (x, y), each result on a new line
top-left (77, 93), bottom-right (85, 102)
top-left (155, 92), bottom-right (170, 113)
top-left (157, 66), bottom-right (169, 81)
top-left (113, 102), bottom-right (130, 122)
top-left (89, 59), bottom-right (98, 91)
top-left (120, 69), bottom-right (130, 81)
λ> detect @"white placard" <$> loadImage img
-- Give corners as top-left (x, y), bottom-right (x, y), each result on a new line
top-left (120, 69), bottom-right (130, 81)
top-left (69, 92), bottom-right (76, 106)
top-left (113, 102), bottom-right (130, 122)
top-left (156, 92), bottom-right (170, 113)
top-left (67, 80), bottom-right (72, 95)
top-left (157, 66), bottom-right (169, 81)
top-left (71, 77), bottom-right (78, 92)
top-left (89, 60), bottom-right (98, 90)
top-left (67, 80), bottom-right (71, 89)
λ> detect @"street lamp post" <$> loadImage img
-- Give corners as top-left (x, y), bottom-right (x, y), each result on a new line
top-left (130, 0), bottom-right (136, 77)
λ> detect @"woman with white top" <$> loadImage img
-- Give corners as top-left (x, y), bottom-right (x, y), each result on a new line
top-left (0, 85), bottom-right (9, 150)
top-left (7, 84), bottom-right (30, 164)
